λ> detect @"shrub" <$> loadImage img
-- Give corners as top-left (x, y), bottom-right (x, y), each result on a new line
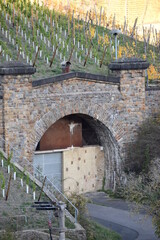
top-left (117, 158), bottom-right (160, 237)
top-left (67, 192), bottom-right (87, 220)
top-left (119, 115), bottom-right (160, 237)
top-left (125, 116), bottom-right (160, 174)
top-left (0, 228), bottom-right (15, 240)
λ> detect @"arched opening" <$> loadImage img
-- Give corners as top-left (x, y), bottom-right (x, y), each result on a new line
top-left (34, 114), bottom-right (120, 194)
top-left (36, 114), bottom-right (100, 151)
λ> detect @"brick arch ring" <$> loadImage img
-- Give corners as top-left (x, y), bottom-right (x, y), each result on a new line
top-left (32, 104), bottom-right (118, 147)
top-left (25, 102), bottom-right (122, 188)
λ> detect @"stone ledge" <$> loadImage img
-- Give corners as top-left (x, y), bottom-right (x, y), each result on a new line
top-left (0, 62), bottom-right (36, 75)
top-left (146, 87), bottom-right (160, 91)
top-left (32, 72), bottom-right (120, 87)
top-left (109, 58), bottom-right (149, 71)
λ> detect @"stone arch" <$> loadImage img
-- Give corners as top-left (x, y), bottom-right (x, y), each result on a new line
top-left (25, 102), bottom-right (121, 189)
top-left (33, 103), bottom-right (120, 150)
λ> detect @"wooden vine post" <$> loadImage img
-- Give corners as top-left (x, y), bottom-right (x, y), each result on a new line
top-left (7, 144), bottom-right (10, 158)
top-left (31, 8), bottom-right (34, 35)
top-left (17, 47), bottom-right (21, 60)
top-left (12, 2), bottom-right (15, 27)
top-left (112, 14), bottom-right (116, 29)
top-left (78, 14), bottom-right (80, 32)
top-left (85, 11), bottom-right (88, 23)
top-left (33, 46), bottom-right (40, 67)
top-left (68, 45), bottom-right (75, 62)
top-left (99, 6), bottom-right (102, 26)
top-left (16, 22), bottom-right (18, 36)
top-left (84, 42), bottom-right (92, 66)
top-left (50, 45), bottom-right (58, 67)
top-left (143, 27), bottom-right (147, 58)
top-left (100, 45), bottom-right (108, 68)
top-left (146, 26), bottom-right (151, 49)
top-left (50, 11), bottom-right (52, 33)
top-left (130, 18), bottom-right (138, 38)
top-left (36, 10), bottom-right (38, 21)
top-left (5, 172), bottom-right (12, 201)
top-left (68, 14), bottom-right (70, 35)
top-left (103, 9), bottom-right (106, 27)
top-left (94, 5), bottom-right (98, 25)
top-left (73, 18), bottom-right (75, 39)
top-left (55, 13), bottom-right (57, 30)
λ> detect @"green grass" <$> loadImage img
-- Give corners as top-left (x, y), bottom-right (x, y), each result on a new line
top-left (2, 211), bottom-right (8, 217)
top-left (0, 0), bottom-right (159, 82)
top-left (92, 220), bottom-right (121, 240)
top-left (65, 217), bottom-right (75, 229)
top-left (0, 231), bottom-right (15, 240)
top-left (81, 217), bottom-right (121, 240)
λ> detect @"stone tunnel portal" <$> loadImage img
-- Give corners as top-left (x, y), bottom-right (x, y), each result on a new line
top-left (34, 114), bottom-right (121, 194)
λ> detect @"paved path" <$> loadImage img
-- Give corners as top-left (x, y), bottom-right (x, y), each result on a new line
top-left (85, 192), bottom-right (159, 240)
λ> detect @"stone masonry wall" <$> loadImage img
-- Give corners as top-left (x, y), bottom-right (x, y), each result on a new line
top-left (145, 88), bottom-right (160, 118)
top-left (3, 75), bottom-right (121, 187)
top-left (109, 59), bottom-right (148, 157)
top-left (0, 59), bottom-right (151, 188)
top-left (119, 69), bottom-right (146, 156)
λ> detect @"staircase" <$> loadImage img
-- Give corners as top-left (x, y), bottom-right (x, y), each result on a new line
top-left (0, 136), bottom-right (78, 223)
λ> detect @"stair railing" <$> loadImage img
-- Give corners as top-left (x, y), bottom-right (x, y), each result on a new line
top-left (0, 136), bottom-right (78, 222)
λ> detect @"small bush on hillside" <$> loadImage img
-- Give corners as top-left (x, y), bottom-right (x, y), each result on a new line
top-left (117, 158), bottom-right (160, 237)
top-left (0, 230), bottom-right (15, 240)
top-left (67, 193), bottom-right (87, 220)
top-left (125, 115), bottom-right (160, 174)
top-left (118, 115), bottom-right (160, 237)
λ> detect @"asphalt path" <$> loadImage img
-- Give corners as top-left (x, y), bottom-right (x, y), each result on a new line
top-left (85, 192), bottom-right (159, 240)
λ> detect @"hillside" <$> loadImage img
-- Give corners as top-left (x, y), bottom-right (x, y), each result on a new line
top-left (0, 152), bottom-right (122, 240)
top-left (0, 0), bottom-right (159, 81)
top-left (45, 0), bottom-right (160, 28)
top-left (0, 158), bottom-right (59, 235)
top-left (0, 152), bottom-right (77, 239)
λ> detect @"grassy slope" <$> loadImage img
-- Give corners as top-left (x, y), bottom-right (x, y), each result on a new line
top-left (0, 159), bottom-right (59, 232)
top-left (0, 159), bottom-right (121, 240)
top-left (0, 0), bottom-right (159, 81)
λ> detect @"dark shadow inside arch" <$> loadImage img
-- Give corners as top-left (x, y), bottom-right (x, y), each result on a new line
top-left (36, 114), bottom-right (102, 151)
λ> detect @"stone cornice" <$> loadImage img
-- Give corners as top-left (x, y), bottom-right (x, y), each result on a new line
top-left (109, 58), bottom-right (149, 71)
top-left (0, 62), bottom-right (36, 75)
top-left (146, 86), bottom-right (160, 91)
top-left (32, 72), bottom-right (120, 87)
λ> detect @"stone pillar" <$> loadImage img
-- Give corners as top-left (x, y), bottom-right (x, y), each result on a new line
top-left (0, 62), bottom-right (36, 158)
top-left (109, 58), bottom-right (149, 158)
top-left (58, 202), bottom-right (66, 240)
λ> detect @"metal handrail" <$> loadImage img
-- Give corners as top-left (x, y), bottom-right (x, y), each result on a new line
top-left (0, 136), bottom-right (78, 222)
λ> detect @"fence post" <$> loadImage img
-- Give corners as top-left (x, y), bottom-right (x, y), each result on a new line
top-left (58, 201), bottom-right (66, 240)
